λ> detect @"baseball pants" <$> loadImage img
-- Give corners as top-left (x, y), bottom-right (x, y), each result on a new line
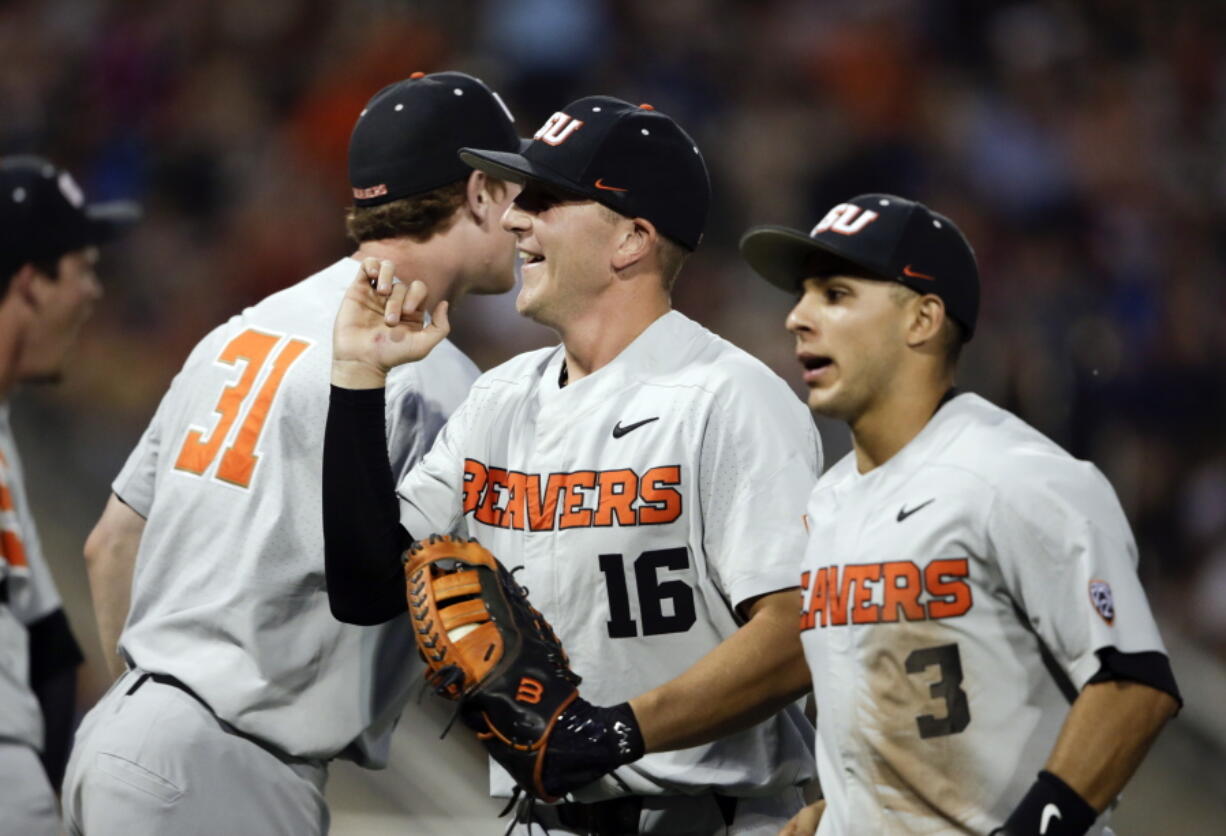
top-left (62, 668), bottom-right (329, 836)
top-left (511, 785), bottom-right (806, 835)
top-left (0, 738), bottom-right (59, 836)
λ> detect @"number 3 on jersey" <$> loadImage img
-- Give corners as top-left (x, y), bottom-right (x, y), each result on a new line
top-left (174, 329), bottom-right (311, 489)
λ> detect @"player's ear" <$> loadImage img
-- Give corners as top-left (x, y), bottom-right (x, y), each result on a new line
top-left (7, 263), bottom-right (45, 310)
top-left (906, 294), bottom-right (947, 349)
top-left (610, 217), bottom-right (656, 273)
top-left (464, 170), bottom-right (494, 227)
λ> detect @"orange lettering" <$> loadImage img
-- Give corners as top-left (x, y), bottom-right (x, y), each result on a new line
top-left (559, 472), bottom-right (596, 529)
top-left (502, 471), bottom-right (528, 531)
top-left (595, 469), bottom-right (637, 526)
top-left (0, 529), bottom-right (28, 568)
top-left (462, 459), bottom-right (487, 515)
top-left (882, 561), bottom-right (925, 622)
top-left (528, 474), bottom-right (566, 531)
top-left (176, 330), bottom-right (279, 477)
top-left (809, 567), bottom-right (828, 627)
top-left (476, 467), bottom-right (508, 527)
top-left (638, 465), bottom-right (682, 524)
top-left (848, 564), bottom-right (882, 624)
top-left (215, 338), bottom-right (309, 487)
top-left (826, 565), bottom-right (853, 626)
top-left (925, 558), bottom-right (972, 619)
top-left (174, 329), bottom-right (311, 489)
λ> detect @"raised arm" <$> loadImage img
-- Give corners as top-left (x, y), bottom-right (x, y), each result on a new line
top-left (323, 258), bottom-right (451, 624)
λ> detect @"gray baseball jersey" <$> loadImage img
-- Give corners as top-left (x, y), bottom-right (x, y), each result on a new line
top-left (0, 402), bottom-right (66, 835)
top-left (398, 310), bottom-right (821, 800)
top-left (799, 393), bottom-right (1168, 835)
top-left (111, 257), bottom-right (477, 764)
top-left (0, 401), bottom-right (65, 750)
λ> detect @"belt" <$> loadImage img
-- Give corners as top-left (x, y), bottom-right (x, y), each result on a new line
top-left (124, 671), bottom-right (326, 771)
top-left (126, 671), bottom-right (210, 709)
top-left (547, 793), bottom-right (739, 835)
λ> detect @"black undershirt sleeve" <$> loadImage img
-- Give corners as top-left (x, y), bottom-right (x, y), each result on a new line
top-left (28, 608), bottom-right (83, 788)
top-left (1087, 647), bottom-right (1182, 708)
top-left (322, 385), bottom-right (414, 625)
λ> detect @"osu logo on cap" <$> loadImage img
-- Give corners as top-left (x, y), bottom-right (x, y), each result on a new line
top-left (812, 203), bottom-right (879, 237)
top-left (534, 112), bottom-right (584, 146)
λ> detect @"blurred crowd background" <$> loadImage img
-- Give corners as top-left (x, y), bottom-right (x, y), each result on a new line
top-left (2, 0), bottom-right (1224, 831)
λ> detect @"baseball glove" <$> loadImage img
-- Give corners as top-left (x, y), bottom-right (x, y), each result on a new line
top-left (405, 534), bottom-right (583, 801)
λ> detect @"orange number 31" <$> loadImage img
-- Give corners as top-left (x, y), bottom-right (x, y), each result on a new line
top-left (174, 329), bottom-right (311, 489)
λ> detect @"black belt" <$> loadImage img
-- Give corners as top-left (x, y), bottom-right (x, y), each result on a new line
top-left (123, 671), bottom-right (324, 768)
top-left (549, 793), bottom-right (738, 835)
top-left (126, 671), bottom-right (211, 712)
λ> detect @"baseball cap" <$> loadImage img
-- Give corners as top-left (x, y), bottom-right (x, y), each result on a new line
top-left (349, 71), bottom-right (520, 207)
top-left (0, 156), bottom-right (140, 277)
top-left (739, 194), bottom-right (980, 339)
top-left (458, 96), bottom-right (710, 250)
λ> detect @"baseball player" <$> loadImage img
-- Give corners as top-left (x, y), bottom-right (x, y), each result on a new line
top-left (323, 96), bottom-right (821, 835)
top-left (0, 156), bottom-right (135, 834)
top-left (735, 194), bottom-right (1182, 835)
top-left (61, 72), bottom-right (522, 835)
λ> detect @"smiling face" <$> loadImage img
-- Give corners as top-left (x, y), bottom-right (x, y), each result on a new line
top-left (18, 247), bottom-right (104, 383)
top-left (785, 274), bottom-right (912, 422)
top-left (500, 181), bottom-right (620, 327)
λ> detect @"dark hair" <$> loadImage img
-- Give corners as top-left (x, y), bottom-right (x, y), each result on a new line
top-left (2, 254), bottom-right (60, 296)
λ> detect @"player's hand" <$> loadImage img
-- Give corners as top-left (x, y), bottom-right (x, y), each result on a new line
top-left (332, 258), bottom-right (451, 388)
top-left (777, 799), bottom-right (825, 836)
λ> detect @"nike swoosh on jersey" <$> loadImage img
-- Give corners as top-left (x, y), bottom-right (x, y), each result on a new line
top-left (612, 417), bottom-right (659, 438)
top-left (1040, 803), bottom-right (1062, 834)
top-left (896, 498), bottom-right (935, 522)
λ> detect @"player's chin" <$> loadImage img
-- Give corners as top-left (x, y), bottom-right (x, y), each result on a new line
top-left (806, 383), bottom-right (846, 417)
top-left (514, 286), bottom-right (540, 318)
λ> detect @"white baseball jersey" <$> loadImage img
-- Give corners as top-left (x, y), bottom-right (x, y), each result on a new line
top-left (113, 257), bottom-right (477, 765)
top-left (398, 310), bottom-right (822, 800)
top-left (800, 393), bottom-right (1168, 835)
top-left (0, 401), bottom-right (65, 750)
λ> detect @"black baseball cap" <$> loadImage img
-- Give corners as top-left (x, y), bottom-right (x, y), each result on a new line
top-left (740, 194), bottom-right (980, 339)
top-left (0, 156), bottom-right (140, 277)
top-left (459, 96), bottom-right (710, 251)
top-left (349, 71), bottom-right (520, 207)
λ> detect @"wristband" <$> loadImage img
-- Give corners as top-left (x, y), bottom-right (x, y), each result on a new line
top-left (993, 771), bottom-right (1097, 835)
top-left (607, 701), bottom-right (646, 763)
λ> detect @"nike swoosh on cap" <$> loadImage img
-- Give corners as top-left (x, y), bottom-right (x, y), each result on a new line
top-left (595, 178), bottom-right (628, 192)
top-left (902, 264), bottom-right (936, 281)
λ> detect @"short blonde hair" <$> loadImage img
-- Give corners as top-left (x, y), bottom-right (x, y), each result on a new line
top-left (597, 204), bottom-right (690, 290)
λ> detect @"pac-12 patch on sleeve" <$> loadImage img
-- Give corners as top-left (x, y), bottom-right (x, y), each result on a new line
top-left (1089, 579), bottom-right (1115, 625)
